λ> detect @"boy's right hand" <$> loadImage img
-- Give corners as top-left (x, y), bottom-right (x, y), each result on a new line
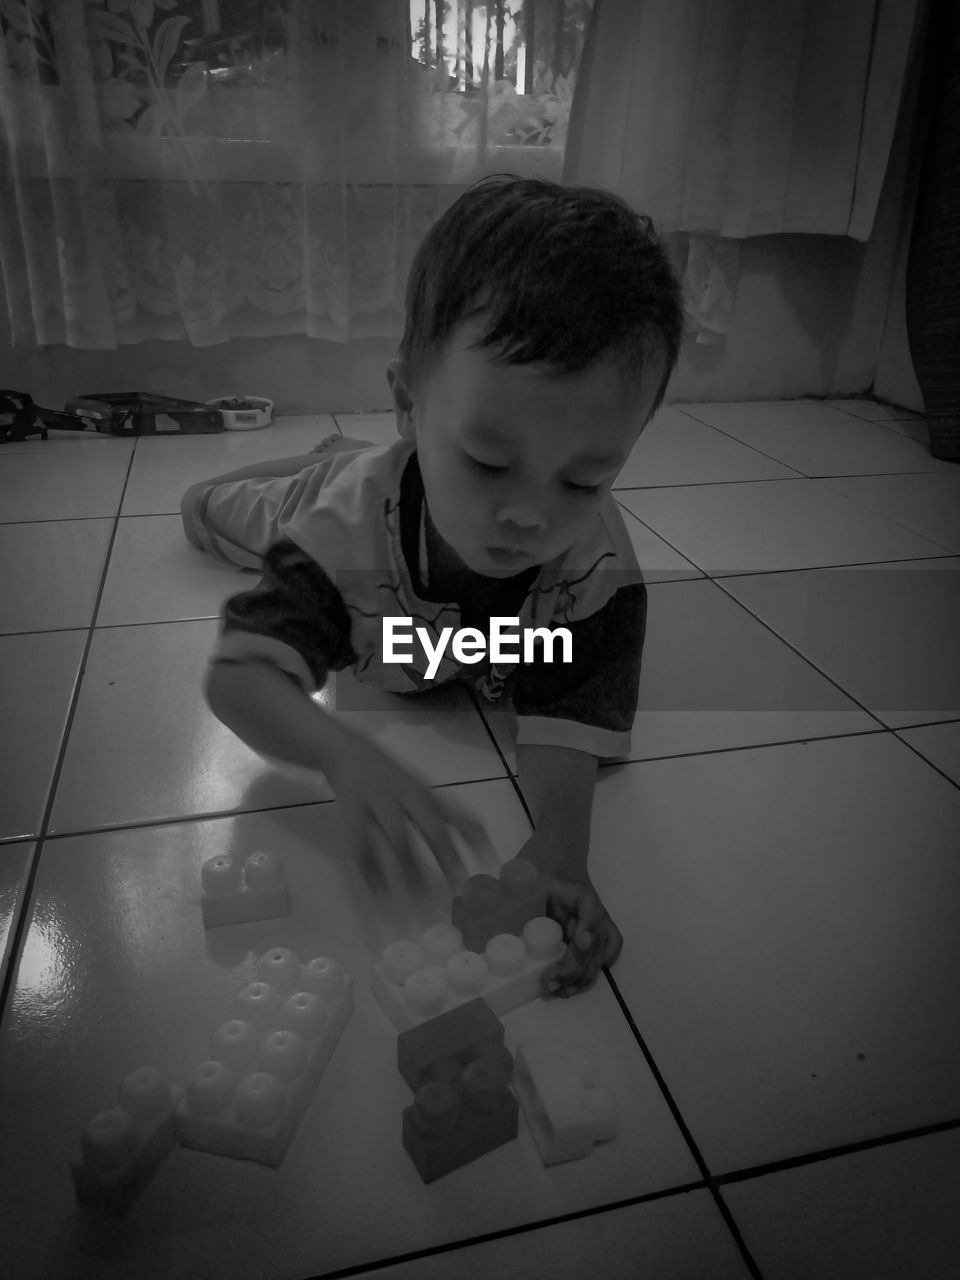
top-left (322, 719), bottom-right (487, 912)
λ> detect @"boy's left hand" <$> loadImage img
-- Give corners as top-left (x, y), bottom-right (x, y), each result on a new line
top-left (531, 869), bottom-right (624, 998)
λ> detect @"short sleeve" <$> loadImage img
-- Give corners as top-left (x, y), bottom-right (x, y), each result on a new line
top-left (211, 538), bottom-right (357, 692)
top-left (513, 582), bottom-right (647, 757)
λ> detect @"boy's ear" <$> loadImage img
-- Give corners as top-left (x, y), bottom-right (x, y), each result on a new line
top-left (386, 357), bottom-right (416, 442)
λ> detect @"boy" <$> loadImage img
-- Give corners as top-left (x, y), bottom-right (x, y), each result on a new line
top-left (181, 174), bottom-right (684, 997)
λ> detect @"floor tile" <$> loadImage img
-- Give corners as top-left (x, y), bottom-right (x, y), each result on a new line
top-left (48, 620), bottom-right (507, 834)
top-left (828, 398), bottom-right (923, 422)
top-left (0, 519), bottom-right (112, 633)
top-left (616, 503), bottom-right (704, 582)
top-left (0, 630), bottom-right (86, 841)
top-left (347, 1191), bottom-right (752, 1280)
top-left (679, 401), bottom-right (951, 477)
top-left (617, 479), bottom-right (947, 574)
top-left (0, 444), bottom-right (132, 521)
top-left (723, 1127), bottom-right (960, 1280)
top-left (896, 720), bottom-right (960, 787)
top-left (614, 407), bottom-right (800, 488)
top-left (0, 841), bottom-right (33, 991)
top-left (820, 472), bottom-right (960, 554)
top-left (121, 415), bottom-right (337, 516)
top-left (590, 735), bottom-right (960, 1173)
top-left (476, 577), bottom-right (878, 769)
top-left (0, 790), bottom-right (699, 1279)
top-left (97, 516), bottom-right (250, 626)
top-left (721, 560), bottom-right (960, 728)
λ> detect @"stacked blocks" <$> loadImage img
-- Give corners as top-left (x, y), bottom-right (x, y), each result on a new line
top-left (397, 998), bottom-right (518, 1183)
top-left (175, 947), bottom-right (354, 1165)
top-left (397, 996), bottom-right (508, 1093)
top-left (200, 851), bottom-right (289, 928)
top-left (371, 916), bottom-right (564, 1033)
top-left (513, 1040), bottom-right (618, 1165)
top-left (71, 1066), bottom-right (181, 1215)
top-left (450, 858), bottom-right (547, 952)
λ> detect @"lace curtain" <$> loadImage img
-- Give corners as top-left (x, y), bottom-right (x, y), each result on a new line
top-left (0, 0), bottom-right (594, 349)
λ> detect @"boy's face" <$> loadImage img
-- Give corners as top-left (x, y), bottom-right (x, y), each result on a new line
top-left (388, 323), bottom-right (663, 578)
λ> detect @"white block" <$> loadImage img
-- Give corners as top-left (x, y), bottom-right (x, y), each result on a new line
top-left (514, 1039), bottom-right (618, 1165)
top-left (176, 949), bottom-right (353, 1165)
top-left (371, 917), bottom-right (564, 1033)
top-left (200, 851), bottom-right (289, 928)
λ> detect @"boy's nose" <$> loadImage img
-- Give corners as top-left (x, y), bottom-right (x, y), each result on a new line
top-left (496, 497), bottom-right (548, 532)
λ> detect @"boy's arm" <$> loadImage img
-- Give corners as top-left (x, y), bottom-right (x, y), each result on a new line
top-left (515, 742), bottom-right (623, 997)
top-left (515, 742), bottom-right (597, 883)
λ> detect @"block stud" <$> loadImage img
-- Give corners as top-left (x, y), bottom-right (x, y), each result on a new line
top-left (523, 917), bottom-right (564, 959)
top-left (235, 1072), bottom-right (285, 1128)
top-left (258, 948), bottom-right (300, 991)
top-left (211, 1019), bottom-right (259, 1072)
top-left (185, 1060), bottom-right (235, 1117)
top-left (302, 956), bottom-right (345, 999)
top-left (201, 856), bottom-right (243, 897)
top-left (462, 1056), bottom-right (511, 1113)
top-left (405, 967), bottom-right (448, 1017)
top-left (279, 991), bottom-right (327, 1039)
top-left (411, 1081), bottom-right (462, 1137)
top-left (446, 951), bottom-right (487, 996)
top-left (422, 923), bottom-right (463, 964)
top-left (119, 1066), bottom-right (173, 1123)
top-left (244, 851), bottom-right (283, 890)
top-left (382, 940), bottom-right (425, 986)
top-left (258, 1030), bottom-right (308, 1082)
top-left (485, 934), bottom-right (526, 977)
top-left (80, 1110), bottom-right (138, 1170)
top-left (235, 981), bottom-right (281, 1027)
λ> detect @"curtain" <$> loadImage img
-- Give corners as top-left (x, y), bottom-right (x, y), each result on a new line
top-left (564, 0), bottom-right (925, 343)
top-left (0, 0), bottom-right (594, 350)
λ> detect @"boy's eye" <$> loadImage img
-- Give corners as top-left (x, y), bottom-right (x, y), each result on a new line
top-left (464, 453), bottom-right (507, 475)
top-left (565, 481), bottom-right (601, 495)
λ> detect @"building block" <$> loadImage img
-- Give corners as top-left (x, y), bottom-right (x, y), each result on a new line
top-left (371, 917), bottom-right (565, 1033)
top-left (175, 947), bottom-right (354, 1165)
top-left (401, 1046), bottom-right (519, 1183)
top-left (513, 1040), bottom-right (618, 1165)
top-left (200, 851), bottom-right (289, 929)
top-left (396, 996), bottom-right (510, 1094)
top-left (450, 858), bottom-right (547, 952)
top-left (71, 1066), bottom-right (181, 1216)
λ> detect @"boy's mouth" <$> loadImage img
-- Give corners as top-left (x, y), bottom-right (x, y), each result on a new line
top-left (485, 545), bottom-right (532, 567)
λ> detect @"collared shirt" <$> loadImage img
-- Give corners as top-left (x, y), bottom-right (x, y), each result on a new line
top-left (196, 440), bottom-right (646, 757)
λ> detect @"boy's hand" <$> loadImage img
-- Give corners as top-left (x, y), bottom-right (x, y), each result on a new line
top-left (539, 874), bottom-right (624, 997)
top-left (517, 835), bottom-right (623, 998)
top-left (323, 719), bottom-right (486, 912)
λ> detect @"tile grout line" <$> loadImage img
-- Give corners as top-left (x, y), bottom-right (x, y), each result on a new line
top-left (310, 1182), bottom-right (709, 1280)
top-left (0, 442), bottom-right (140, 1022)
top-left (466, 687), bottom-right (769, 1275)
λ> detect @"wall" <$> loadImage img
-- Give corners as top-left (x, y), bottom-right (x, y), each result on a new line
top-left (0, 28), bottom-right (927, 418)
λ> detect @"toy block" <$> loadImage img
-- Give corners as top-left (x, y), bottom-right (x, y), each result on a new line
top-left (450, 858), bottom-right (548, 952)
top-left (513, 1040), bottom-right (617, 1165)
top-left (200, 851), bottom-right (289, 929)
top-left (71, 1066), bottom-right (181, 1216)
top-left (371, 917), bottom-right (565, 1034)
top-left (402, 1047), bottom-right (519, 1183)
top-left (396, 997), bottom-right (509, 1094)
top-left (175, 947), bottom-right (353, 1165)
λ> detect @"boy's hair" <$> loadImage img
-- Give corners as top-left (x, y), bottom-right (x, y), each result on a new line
top-left (398, 173), bottom-right (684, 419)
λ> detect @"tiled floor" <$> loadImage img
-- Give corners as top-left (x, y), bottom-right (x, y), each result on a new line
top-left (1, 399), bottom-right (958, 1280)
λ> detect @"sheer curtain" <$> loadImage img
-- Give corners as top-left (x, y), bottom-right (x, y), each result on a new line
top-left (0, 0), bottom-right (594, 350)
top-left (564, 0), bottom-right (925, 343)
